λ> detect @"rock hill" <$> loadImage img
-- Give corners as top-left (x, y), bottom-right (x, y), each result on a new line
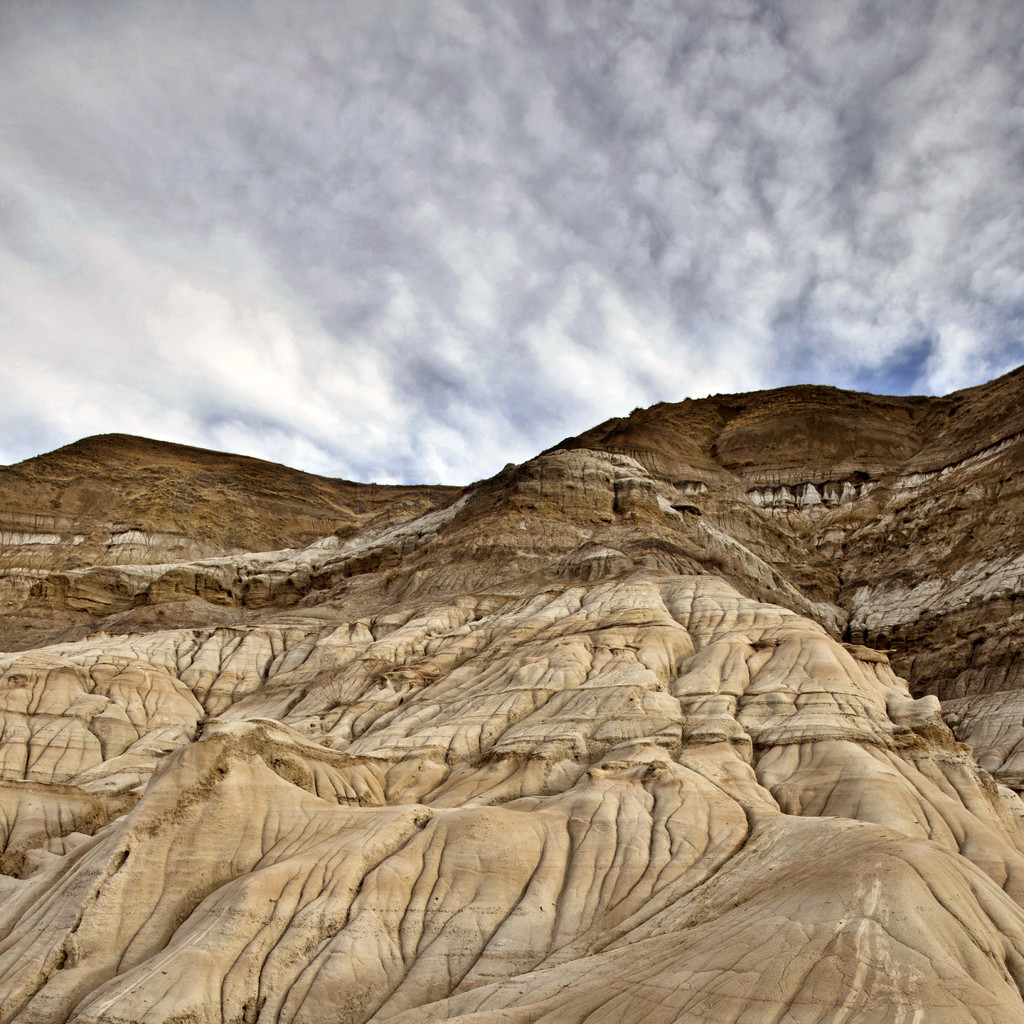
top-left (2, 368), bottom-right (1024, 1023)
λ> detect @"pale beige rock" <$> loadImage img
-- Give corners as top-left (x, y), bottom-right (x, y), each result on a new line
top-left (0, 781), bottom-right (130, 877)
top-left (1, 579), bottom-right (1024, 1023)
top-left (4, 374), bottom-right (1024, 1022)
top-left (945, 688), bottom-right (1024, 787)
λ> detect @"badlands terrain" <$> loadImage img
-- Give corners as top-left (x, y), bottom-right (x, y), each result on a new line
top-left (3, 367), bottom-right (1024, 1021)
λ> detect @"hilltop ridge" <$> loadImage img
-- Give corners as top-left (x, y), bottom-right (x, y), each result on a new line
top-left (0, 432), bottom-right (460, 578)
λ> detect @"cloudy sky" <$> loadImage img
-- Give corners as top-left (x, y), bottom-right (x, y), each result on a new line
top-left (2, 0), bottom-right (1023, 483)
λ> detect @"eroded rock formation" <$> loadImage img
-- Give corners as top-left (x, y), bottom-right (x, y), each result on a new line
top-left (2, 368), bottom-right (1024, 1022)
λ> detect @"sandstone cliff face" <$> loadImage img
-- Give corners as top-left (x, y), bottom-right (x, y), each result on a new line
top-left (2, 372), bottom-right (1024, 1023)
top-left (555, 367), bottom-right (1024, 702)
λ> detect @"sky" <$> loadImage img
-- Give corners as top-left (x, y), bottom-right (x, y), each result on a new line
top-left (2, 0), bottom-right (1023, 484)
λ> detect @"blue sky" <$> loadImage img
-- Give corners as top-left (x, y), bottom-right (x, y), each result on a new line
top-left (2, 0), bottom-right (1023, 483)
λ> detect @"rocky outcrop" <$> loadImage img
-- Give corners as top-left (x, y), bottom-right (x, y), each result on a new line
top-left (3, 368), bottom-right (1024, 1022)
top-left (553, 366), bottom-right (1024, 706)
top-left (3, 579), bottom-right (1024, 1024)
top-left (747, 477), bottom-right (873, 509)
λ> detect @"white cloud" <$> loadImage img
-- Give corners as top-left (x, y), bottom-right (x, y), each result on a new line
top-left (1, 0), bottom-right (1023, 481)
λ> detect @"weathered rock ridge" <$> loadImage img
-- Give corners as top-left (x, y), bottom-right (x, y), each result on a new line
top-left (551, 369), bottom-right (1024, 707)
top-left (2, 368), bottom-right (1024, 1023)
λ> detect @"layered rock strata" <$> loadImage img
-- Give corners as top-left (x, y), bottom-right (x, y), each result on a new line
top-left (2, 369), bottom-right (1024, 1022)
top-left (553, 366), bottom-right (1024, 707)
